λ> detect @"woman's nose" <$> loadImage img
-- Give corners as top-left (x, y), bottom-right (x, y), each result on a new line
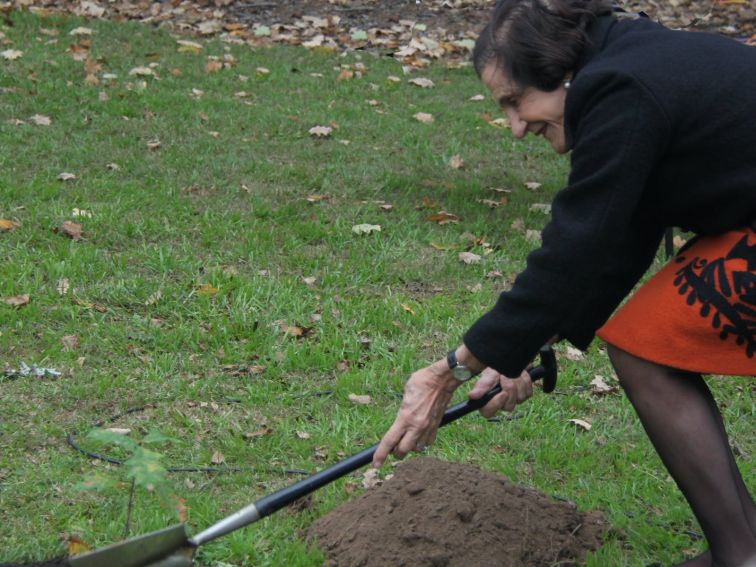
top-left (506, 108), bottom-right (527, 139)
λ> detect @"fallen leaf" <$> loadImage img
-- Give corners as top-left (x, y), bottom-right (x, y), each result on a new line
top-left (413, 112), bottom-right (434, 123)
top-left (430, 241), bottom-right (458, 250)
top-left (244, 428), bottom-right (272, 439)
top-left (590, 375), bottom-right (616, 395)
top-left (2, 49), bottom-right (23, 61)
top-left (408, 77), bottom-right (435, 88)
top-left (673, 235), bottom-right (688, 249)
top-left (488, 118), bottom-right (510, 128)
top-left (173, 495), bottom-right (188, 523)
top-left (57, 278), bottom-right (70, 296)
top-left (256, 67), bottom-right (270, 75)
top-left (128, 66), bottom-right (154, 77)
top-left (211, 450), bottom-right (225, 465)
top-left (569, 418), bottom-right (592, 432)
top-left (58, 221), bottom-right (83, 240)
top-left (448, 154), bottom-right (464, 170)
top-left (305, 194), bottom-right (329, 203)
top-left (348, 393), bottom-right (372, 405)
top-left (426, 211), bottom-right (459, 224)
top-left (401, 303), bottom-right (416, 316)
top-left (72, 208), bottom-right (92, 218)
top-left (106, 162), bottom-right (120, 170)
top-left (337, 68), bottom-right (354, 81)
top-left (302, 276), bottom-right (316, 286)
top-left (526, 230), bottom-right (542, 243)
top-left (308, 125), bottom-right (333, 138)
top-left (3, 294), bottom-right (30, 308)
top-left (176, 40), bottom-right (203, 53)
top-left (486, 270), bottom-right (503, 279)
top-left (296, 431), bottom-right (311, 439)
top-left (0, 219), bottom-right (20, 231)
top-left (61, 335), bottom-right (78, 351)
top-left (205, 59), bottom-right (223, 73)
top-left (561, 347), bottom-right (583, 362)
top-left (58, 172), bottom-right (76, 181)
top-left (145, 289), bottom-right (162, 306)
top-left (352, 223), bottom-right (381, 235)
top-left (64, 535), bottom-right (90, 557)
top-left (197, 284), bottom-right (218, 296)
top-left (458, 252), bottom-right (482, 264)
top-left (529, 203), bottom-right (552, 214)
top-left (524, 181), bottom-right (542, 191)
top-left (146, 139), bottom-right (161, 150)
top-left (478, 198), bottom-right (506, 209)
top-left (511, 217), bottom-right (526, 233)
top-left (362, 468), bottom-right (381, 489)
top-left (69, 27), bottom-right (93, 36)
top-left (30, 114), bottom-right (52, 126)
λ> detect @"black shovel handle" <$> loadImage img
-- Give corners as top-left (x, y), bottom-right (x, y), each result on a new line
top-left (190, 345), bottom-right (558, 546)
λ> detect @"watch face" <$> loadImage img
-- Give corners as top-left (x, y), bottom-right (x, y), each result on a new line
top-left (452, 365), bottom-right (473, 381)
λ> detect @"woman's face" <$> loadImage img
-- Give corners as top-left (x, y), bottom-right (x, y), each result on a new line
top-left (481, 63), bottom-right (569, 154)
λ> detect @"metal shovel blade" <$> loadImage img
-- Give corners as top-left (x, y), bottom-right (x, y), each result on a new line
top-left (68, 524), bottom-right (191, 567)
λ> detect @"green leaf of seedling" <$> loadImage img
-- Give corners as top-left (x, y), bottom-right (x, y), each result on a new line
top-left (125, 447), bottom-right (168, 491)
top-left (142, 429), bottom-right (176, 446)
top-left (86, 428), bottom-right (139, 452)
top-left (76, 473), bottom-right (124, 492)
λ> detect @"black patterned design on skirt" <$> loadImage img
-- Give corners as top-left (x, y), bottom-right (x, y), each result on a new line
top-left (672, 234), bottom-right (756, 359)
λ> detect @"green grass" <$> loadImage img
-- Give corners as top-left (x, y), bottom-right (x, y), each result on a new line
top-left (0, 9), bottom-right (753, 567)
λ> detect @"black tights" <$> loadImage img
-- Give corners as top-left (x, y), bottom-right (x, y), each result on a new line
top-left (607, 345), bottom-right (756, 567)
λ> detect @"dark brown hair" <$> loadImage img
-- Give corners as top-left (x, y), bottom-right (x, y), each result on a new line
top-left (473, 0), bottom-right (613, 91)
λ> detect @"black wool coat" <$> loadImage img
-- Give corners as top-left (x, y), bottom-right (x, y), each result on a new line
top-left (463, 15), bottom-right (756, 376)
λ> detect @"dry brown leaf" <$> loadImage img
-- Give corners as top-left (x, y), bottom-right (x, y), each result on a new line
top-left (408, 77), bottom-right (435, 88)
top-left (56, 278), bottom-right (70, 296)
top-left (211, 450), bottom-right (226, 465)
top-left (128, 66), bottom-right (154, 77)
top-left (469, 94), bottom-right (486, 101)
top-left (104, 428), bottom-right (131, 435)
top-left (296, 431), bottom-right (311, 439)
top-left (458, 252), bottom-right (482, 264)
top-left (30, 114), bottom-right (52, 126)
top-left (529, 203), bottom-right (552, 214)
top-left (308, 125), bottom-right (333, 138)
top-left (205, 60), bottom-right (223, 73)
top-left (2, 49), bottom-right (23, 61)
top-left (57, 221), bottom-right (83, 240)
top-left (448, 154), bottom-right (464, 170)
top-left (401, 303), bottom-right (416, 315)
top-left (524, 181), bottom-right (542, 191)
top-left (590, 375), bottom-right (616, 395)
top-left (197, 284), bottom-right (218, 296)
top-left (69, 27), bottom-right (94, 36)
top-left (302, 276), bottom-right (316, 286)
top-left (362, 468), bottom-right (381, 489)
top-left (145, 289), bottom-right (162, 306)
top-left (348, 393), bottom-right (373, 405)
top-left (511, 217), bottom-right (526, 233)
top-left (3, 294), bottom-right (30, 308)
top-left (146, 139), bottom-right (161, 150)
top-left (414, 112), bottom-right (434, 123)
top-left (426, 211), bottom-right (459, 224)
top-left (0, 219), bottom-right (20, 231)
top-left (58, 172), bottom-right (76, 181)
top-left (352, 223), bottom-right (381, 234)
top-left (64, 534), bottom-right (90, 557)
top-left (61, 335), bottom-right (78, 351)
top-left (565, 346), bottom-right (584, 361)
top-left (569, 418), bottom-right (593, 431)
top-left (337, 68), bottom-right (354, 81)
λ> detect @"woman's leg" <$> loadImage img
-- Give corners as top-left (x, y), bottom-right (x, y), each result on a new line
top-left (607, 345), bottom-right (756, 567)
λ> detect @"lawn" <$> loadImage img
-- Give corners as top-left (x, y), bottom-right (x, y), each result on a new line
top-left (1, 9), bottom-right (752, 566)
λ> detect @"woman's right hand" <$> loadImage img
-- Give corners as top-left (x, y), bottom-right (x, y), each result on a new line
top-left (467, 367), bottom-right (533, 417)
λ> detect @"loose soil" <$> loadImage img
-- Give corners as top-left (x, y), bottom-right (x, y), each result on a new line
top-left (309, 456), bottom-right (606, 567)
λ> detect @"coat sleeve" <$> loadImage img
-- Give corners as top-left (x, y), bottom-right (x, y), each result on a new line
top-left (463, 71), bottom-right (670, 376)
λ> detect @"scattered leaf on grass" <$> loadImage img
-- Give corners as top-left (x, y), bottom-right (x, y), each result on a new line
top-left (524, 181), bottom-right (542, 191)
top-left (128, 66), bottom-right (154, 77)
top-left (104, 428), bottom-right (132, 435)
top-left (569, 418), bottom-right (592, 431)
top-left (173, 495), bottom-right (188, 523)
top-left (306, 194), bottom-right (329, 203)
top-left (3, 294), bottom-right (30, 308)
top-left (526, 230), bottom-right (542, 243)
top-left (146, 139), bottom-right (161, 150)
top-left (352, 223), bottom-right (381, 235)
top-left (145, 289), bottom-right (162, 305)
top-left (57, 221), bottom-right (83, 240)
top-left (488, 118), bottom-right (510, 128)
top-left (211, 450), bottom-right (225, 465)
top-left (106, 162), bottom-right (120, 170)
top-left (309, 125), bottom-right (332, 138)
top-left (511, 217), bottom-right (526, 233)
top-left (362, 468), bottom-right (381, 489)
top-left (72, 208), bottom-right (92, 218)
top-left (430, 241), bottom-right (458, 251)
top-left (401, 303), bottom-right (416, 315)
top-left (244, 428), bottom-right (272, 440)
top-left (0, 219), bottom-right (20, 230)
top-left (176, 40), bottom-right (203, 53)
top-left (30, 114), bottom-right (52, 126)
top-left (486, 270), bottom-right (503, 279)
top-left (448, 154), bottom-right (464, 170)
top-left (2, 50), bottom-right (23, 61)
top-left (459, 252), bottom-right (482, 264)
top-left (296, 431), bottom-right (311, 439)
top-left (57, 278), bottom-right (70, 296)
top-left (409, 77), bottom-right (434, 88)
top-left (58, 172), bottom-right (76, 181)
top-left (590, 375), bottom-right (616, 395)
top-left (69, 27), bottom-right (94, 36)
top-left (256, 67), bottom-right (270, 75)
top-left (302, 276), bottom-right (316, 286)
top-left (565, 346), bottom-right (584, 361)
top-left (426, 211), bottom-right (459, 224)
top-left (197, 284), bottom-right (218, 296)
top-left (64, 534), bottom-right (90, 556)
top-left (469, 94), bottom-right (486, 101)
top-left (529, 203), bottom-right (552, 214)
top-left (348, 393), bottom-right (372, 405)
top-left (479, 198), bottom-right (506, 209)
top-left (61, 335), bottom-right (78, 351)
top-left (414, 112), bottom-right (434, 123)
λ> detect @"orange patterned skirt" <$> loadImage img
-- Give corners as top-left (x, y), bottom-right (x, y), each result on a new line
top-left (597, 227), bottom-right (755, 376)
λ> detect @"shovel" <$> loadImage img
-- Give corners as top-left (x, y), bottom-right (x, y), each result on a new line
top-left (69, 346), bottom-right (557, 567)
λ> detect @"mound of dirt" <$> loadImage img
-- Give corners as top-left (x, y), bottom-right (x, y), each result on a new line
top-left (308, 457), bottom-right (606, 567)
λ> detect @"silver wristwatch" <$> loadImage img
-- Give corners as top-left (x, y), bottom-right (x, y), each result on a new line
top-left (447, 350), bottom-right (473, 382)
